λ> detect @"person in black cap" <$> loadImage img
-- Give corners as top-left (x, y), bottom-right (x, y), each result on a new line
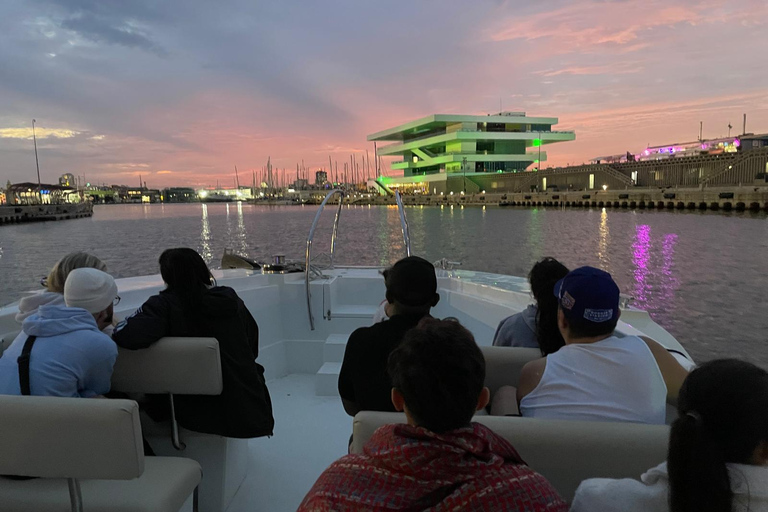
top-left (338, 256), bottom-right (440, 417)
top-left (492, 266), bottom-right (688, 424)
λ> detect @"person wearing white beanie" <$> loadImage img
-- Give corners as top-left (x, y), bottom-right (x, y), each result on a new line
top-left (64, 268), bottom-right (118, 329)
top-left (0, 268), bottom-right (118, 397)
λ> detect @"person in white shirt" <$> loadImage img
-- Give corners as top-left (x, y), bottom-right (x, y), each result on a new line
top-left (571, 358), bottom-right (768, 512)
top-left (492, 266), bottom-right (688, 423)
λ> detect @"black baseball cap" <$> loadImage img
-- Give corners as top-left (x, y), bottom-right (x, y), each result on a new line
top-left (385, 256), bottom-right (437, 307)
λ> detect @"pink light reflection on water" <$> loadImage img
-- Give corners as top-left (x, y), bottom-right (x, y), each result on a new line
top-left (632, 225), bottom-right (651, 306)
top-left (660, 233), bottom-right (680, 317)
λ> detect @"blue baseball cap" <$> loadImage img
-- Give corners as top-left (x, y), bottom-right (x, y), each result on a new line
top-left (553, 266), bottom-right (620, 325)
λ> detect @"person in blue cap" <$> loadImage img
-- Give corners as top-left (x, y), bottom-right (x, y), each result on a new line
top-left (493, 266), bottom-right (688, 424)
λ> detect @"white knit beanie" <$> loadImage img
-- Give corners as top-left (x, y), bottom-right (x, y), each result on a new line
top-left (64, 268), bottom-right (118, 314)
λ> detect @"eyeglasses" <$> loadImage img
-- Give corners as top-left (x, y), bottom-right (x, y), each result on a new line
top-left (113, 296), bottom-right (121, 307)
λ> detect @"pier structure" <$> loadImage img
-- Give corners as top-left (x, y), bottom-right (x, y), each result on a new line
top-left (0, 203), bottom-right (93, 225)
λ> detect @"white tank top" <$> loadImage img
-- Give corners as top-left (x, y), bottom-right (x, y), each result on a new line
top-left (519, 335), bottom-right (667, 424)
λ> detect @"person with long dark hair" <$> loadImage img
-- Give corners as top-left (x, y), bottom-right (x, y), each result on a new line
top-left (571, 359), bottom-right (768, 512)
top-left (493, 257), bottom-right (569, 355)
top-left (113, 248), bottom-right (274, 439)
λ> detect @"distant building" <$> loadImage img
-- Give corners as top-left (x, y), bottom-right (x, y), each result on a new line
top-left (163, 187), bottom-right (197, 202)
top-left (368, 112), bottom-right (575, 194)
top-left (315, 171), bottom-right (328, 186)
top-left (740, 133), bottom-right (768, 151)
top-left (196, 187), bottom-right (253, 202)
top-left (59, 173), bottom-right (76, 187)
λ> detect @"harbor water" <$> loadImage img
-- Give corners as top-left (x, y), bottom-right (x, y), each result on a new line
top-left (1, 203), bottom-right (766, 367)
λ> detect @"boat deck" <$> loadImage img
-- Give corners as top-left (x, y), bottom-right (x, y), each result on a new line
top-left (229, 374), bottom-right (351, 512)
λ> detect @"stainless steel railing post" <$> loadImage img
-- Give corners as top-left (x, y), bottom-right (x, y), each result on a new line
top-left (306, 190), bottom-right (345, 330)
top-left (330, 198), bottom-right (343, 268)
top-left (395, 190), bottom-right (411, 257)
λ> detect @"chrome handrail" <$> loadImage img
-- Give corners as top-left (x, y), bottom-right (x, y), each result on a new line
top-left (395, 190), bottom-right (411, 257)
top-left (305, 189), bottom-right (345, 330)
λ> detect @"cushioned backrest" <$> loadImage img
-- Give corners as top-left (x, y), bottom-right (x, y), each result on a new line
top-left (0, 396), bottom-right (144, 479)
top-left (352, 411), bottom-right (669, 502)
top-left (481, 346), bottom-right (542, 394)
top-left (111, 337), bottom-right (223, 395)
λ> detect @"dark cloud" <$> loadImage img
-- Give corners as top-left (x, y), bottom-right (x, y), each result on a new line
top-left (60, 13), bottom-right (167, 56)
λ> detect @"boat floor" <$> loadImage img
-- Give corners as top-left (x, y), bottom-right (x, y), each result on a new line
top-left (228, 373), bottom-right (351, 512)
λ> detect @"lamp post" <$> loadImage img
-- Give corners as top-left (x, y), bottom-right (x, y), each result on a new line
top-left (462, 156), bottom-right (467, 194)
top-left (32, 119), bottom-right (42, 204)
top-left (538, 130), bottom-right (542, 171)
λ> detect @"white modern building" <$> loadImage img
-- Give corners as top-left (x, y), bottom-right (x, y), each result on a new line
top-left (368, 112), bottom-right (575, 193)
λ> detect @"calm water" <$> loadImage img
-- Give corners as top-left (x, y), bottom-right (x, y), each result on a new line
top-left (1, 203), bottom-right (767, 366)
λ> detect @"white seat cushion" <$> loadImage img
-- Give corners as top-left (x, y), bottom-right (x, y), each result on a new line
top-left (0, 457), bottom-right (201, 512)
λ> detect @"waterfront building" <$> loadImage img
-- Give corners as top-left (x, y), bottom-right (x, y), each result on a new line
top-left (740, 132), bottom-right (768, 151)
top-left (162, 187), bottom-right (197, 202)
top-left (6, 182), bottom-right (78, 205)
top-left (368, 112), bottom-right (575, 194)
top-left (59, 173), bottom-right (76, 187)
top-left (196, 186), bottom-right (253, 202)
top-left (315, 171), bottom-right (328, 186)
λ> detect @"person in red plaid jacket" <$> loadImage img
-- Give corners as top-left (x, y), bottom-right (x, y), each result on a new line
top-left (299, 318), bottom-right (567, 512)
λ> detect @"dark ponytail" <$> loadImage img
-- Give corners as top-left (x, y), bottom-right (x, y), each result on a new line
top-left (528, 257), bottom-right (569, 355)
top-left (668, 359), bottom-right (768, 512)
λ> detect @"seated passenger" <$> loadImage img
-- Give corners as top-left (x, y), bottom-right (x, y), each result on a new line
top-left (15, 251), bottom-right (107, 323)
top-left (571, 359), bottom-right (768, 512)
top-left (338, 256), bottom-right (439, 416)
top-left (0, 268), bottom-right (118, 397)
top-left (493, 257), bottom-right (569, 355)
top-left (112, 247), bottom-right (274, 439)
top-left (498, 266), bottom-right (688, 423)
top-left (299, 319), bottom-right (567, 512)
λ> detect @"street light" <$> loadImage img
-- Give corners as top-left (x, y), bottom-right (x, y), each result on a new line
top-left (32, 119), bottom-right (42, 203)
top-left (538, 130), bottom-right (542, 171)
top-left (462, 156), bottom-right (467, 194)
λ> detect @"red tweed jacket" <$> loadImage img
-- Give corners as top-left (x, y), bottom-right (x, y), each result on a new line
top-left (298, 422), bottom-right (567, 511)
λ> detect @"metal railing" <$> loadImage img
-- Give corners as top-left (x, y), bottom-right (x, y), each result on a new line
top-left (305, 189), bottom-right (344, 330)
top-left (304, 189), bottom-right (411, 330)
top-left (395, 190), bottom-right (411, 257)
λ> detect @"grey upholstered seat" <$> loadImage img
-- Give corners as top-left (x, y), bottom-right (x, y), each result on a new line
top-left (0, 395), bottom-right (201, 512)
top-left (351, 411), bottom-right (669, 502)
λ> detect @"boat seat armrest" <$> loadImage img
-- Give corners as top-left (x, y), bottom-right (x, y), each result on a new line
top-left (112, 337), bottom-right (223, 395)
top-left (481, 346), bottom-right (542, 394)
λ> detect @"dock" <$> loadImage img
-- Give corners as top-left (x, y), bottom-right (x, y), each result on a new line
top-left (347, 185), bottom-right (768, 212)
top-left (0, 203), bottom-right (94, 225)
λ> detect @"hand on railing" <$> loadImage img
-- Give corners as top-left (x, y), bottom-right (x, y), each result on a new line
top-left (433, 258), bottom-right (462, 270)
top-left (619, 294), bottom-right (634, 309)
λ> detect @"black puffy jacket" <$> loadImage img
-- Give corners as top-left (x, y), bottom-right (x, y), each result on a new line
top-left (113, 286), bottom-right (274, 438)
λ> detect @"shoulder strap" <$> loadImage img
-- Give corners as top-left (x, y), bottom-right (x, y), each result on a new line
top-left (17, 335), bottom-right (37, 396)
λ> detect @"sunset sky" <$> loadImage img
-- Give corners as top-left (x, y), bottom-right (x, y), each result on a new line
top-left (1, 0), bottom-right (767, 188)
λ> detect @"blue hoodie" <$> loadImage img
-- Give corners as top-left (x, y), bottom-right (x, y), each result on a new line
top-left (0, 304), bottom-right (117, 397)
